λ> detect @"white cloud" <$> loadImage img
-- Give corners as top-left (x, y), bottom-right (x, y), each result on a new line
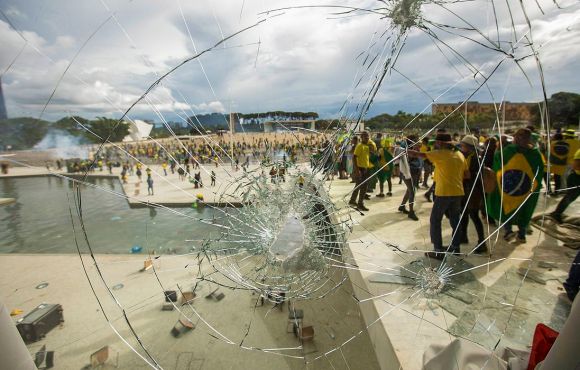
top-left (195, 101), bottom-right (226, 113)
top-left (0, 0), bottom-right (579, 121)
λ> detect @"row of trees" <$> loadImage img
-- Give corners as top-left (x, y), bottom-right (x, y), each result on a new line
top-left (366, 92), bottom-right (580, 132)
top-left (0, 116), bottom-right (129, 150)
top-left (365, 111), bottom-right (502, 131)
top-left (530, 91), bottom-right (580, 127)
top-left (53, 116), bottom-right (129, 142)
top-left (2, 91), bottom-right (577, 150)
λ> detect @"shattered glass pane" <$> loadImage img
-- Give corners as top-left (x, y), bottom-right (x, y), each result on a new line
top-left (0, 0), bottom-right (579, 369)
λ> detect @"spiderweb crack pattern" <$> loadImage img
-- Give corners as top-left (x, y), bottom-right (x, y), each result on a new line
top-left (0, 0), bottom-right (578, 369)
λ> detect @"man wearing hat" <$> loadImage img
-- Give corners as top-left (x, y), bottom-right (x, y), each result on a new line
top-left (409, 133), bottom-right (468, 259)
top-left (458, 135), bottom-right (487, 254)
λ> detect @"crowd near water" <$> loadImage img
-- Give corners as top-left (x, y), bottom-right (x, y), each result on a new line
top-left (3, 128), bottom-right (579, 301)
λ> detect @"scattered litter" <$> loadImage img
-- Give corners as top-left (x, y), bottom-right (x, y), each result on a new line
top-left (171, 319), bottom-right (195, 338)
top-left (180, 291), bottom-right (196, 305)
top-left (10, 308), bottom-right (23, 316)
top-left (164, 290), bottom-right (178, 302)
top-left (140, 258), bottom-right (153, 272)
top-left (89, 346), bottom-right (117, 368)
top-left (205, 288), bottom-right (225, 302)
top-left (34, 345), bottom-right (55, 369)
top-left (162, 303), bottom-right (174, 311)
top-left (111, 283), bottom-right (124, 291)
top-left (110, 216), bottom-right (121, 221)
top-left (36, 282), bottom-right (49, 289)
top-left (17, 303), bottom-right (63, 343)
top-left (131, 245), bottom-right (143, 253)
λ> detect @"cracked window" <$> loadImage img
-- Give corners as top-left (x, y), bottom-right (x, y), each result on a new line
top-left (0, 0), bottom-right (579, 369)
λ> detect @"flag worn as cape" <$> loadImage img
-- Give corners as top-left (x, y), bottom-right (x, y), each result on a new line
top-left (549, 140), bottom-right (570, 176)
top-left (486, 144), bottom-right (544, 227)
top-left (377, 147), bottom-right (394, 183)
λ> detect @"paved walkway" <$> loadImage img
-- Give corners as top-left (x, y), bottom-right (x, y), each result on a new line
top-left (1, 161), bottom-right (577, 369)
top-left (0, 163), bottom-right (310, 207)
top-left (329, 177), bottom-right (576, 369)
top-left (0, 253), bottom-right (379, 370)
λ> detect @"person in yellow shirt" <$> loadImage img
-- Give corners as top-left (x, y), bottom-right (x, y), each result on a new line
top-left (409, 133), bottom-right (468, 259)
top-left (349, 131), bottom-right (376, 211)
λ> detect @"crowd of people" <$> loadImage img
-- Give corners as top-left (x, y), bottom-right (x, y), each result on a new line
top-left (91, 134), bottom-right (327, 170)
top-left (338, 126), bottom-right (579, 300)
top-left (5, 127), bottom-right (580, 300)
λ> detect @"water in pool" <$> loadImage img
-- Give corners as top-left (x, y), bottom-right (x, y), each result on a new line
top-left (0, 176), bottom-right (222, 254)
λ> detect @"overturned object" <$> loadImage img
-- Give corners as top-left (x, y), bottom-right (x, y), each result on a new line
top-left (164, 290), bottom-right (178, 302)
top-left (205, 288), bottom-right (225, 302)
top-left (90, 346), bottom-right (110, 368)
top-left (180, 291), bottom-right (196, 305)
top-left (17, 303), bottom-right (64, 343)
top-left (171, 318), bottom-right (195, 338)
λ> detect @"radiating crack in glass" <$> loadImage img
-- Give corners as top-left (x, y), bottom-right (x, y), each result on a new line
top-left (1, 0), bottom-right (578, 369)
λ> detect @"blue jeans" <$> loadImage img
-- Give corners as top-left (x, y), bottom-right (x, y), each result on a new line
top-left (430, 196), bottom-right (462, 252)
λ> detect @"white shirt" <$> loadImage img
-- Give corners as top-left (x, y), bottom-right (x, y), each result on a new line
top-left (394, 146), bottom-right (411, 179)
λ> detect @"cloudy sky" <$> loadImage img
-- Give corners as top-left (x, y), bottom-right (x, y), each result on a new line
top-left (0, 0), bottom-right (579, 122)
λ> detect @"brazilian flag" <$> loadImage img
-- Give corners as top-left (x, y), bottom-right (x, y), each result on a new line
top-left (549, 140), bottom-right (570, 176)
top-left (377, 147), bottom-right (394, 184)
top-left (486, 144), bottom-right (544, 227)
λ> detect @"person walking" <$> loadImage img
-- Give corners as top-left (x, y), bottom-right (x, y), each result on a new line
top-left (409, 133), bottom-right (468, 259)
top-left (395, 137), bottom-right (419, 221)
top-left (486, 128), bottom-right (544, 243)
top-left (146, 174), bottom-right (154, 196)
top-left (211, 170), bottom-right (216, 187)
top-left (457, 135), bottom-right (487, 254)
top-left (349, 131), bottom-right (375, 212)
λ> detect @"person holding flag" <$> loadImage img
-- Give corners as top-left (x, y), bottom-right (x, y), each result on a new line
top-left (486, 128), bottom-right (544, 243)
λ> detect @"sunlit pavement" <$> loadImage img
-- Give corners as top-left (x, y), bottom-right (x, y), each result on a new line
top-left (328, 177), bottom-right (576, 370)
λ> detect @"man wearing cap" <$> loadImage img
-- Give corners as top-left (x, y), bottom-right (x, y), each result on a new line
top-left (409, 133), bottom-right (468, 259)
top-left (349, 131), bottom-right (376, 211)
top-left (458, 135), bottom-right (487, 254)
